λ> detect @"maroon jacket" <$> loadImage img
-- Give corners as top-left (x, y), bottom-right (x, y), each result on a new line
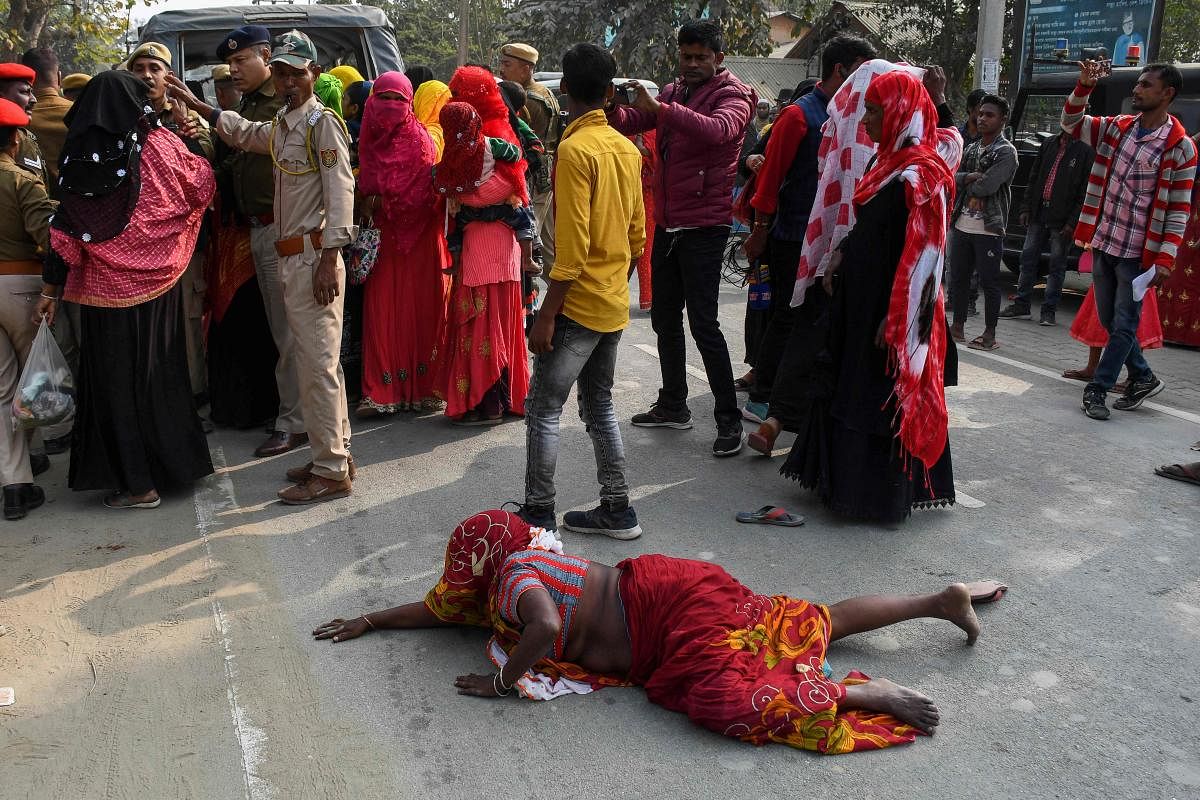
top-left (609, 68), bottom-right (756, 230)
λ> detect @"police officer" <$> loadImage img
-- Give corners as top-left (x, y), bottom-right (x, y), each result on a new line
top-left (125, 41), bottom-right (214, 405)
top-left (212, 64), bottom-right (241, 111)
top-left (0, 63), bottom-right (47, 185)
top-left (0, 97), bottom-right (54, 520)
top-left (61, 73), bottom-right (89, 103)
top-left (167, 30), bottom-right (357, 505)
top-left (215, 24), bottom-right (309, 459)
top-left (498, 42), bottom-right (560, 268)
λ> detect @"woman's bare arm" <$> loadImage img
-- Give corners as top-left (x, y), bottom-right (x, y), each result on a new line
top-left (312, 601), bottom-right (453, 643)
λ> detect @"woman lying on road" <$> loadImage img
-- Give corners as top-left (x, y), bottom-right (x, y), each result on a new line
top-left (314, 510), bottom-right (1005, 755)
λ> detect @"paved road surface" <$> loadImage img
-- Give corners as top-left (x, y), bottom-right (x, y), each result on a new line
top-left (2, 272), bottom-right (1198, 800)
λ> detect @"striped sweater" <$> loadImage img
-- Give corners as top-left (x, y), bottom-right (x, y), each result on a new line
top-left (1061, 82), bottom-right (1197, 271)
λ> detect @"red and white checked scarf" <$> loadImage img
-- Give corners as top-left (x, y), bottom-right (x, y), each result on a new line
top-left (792, 60), bottom-right (963, 309)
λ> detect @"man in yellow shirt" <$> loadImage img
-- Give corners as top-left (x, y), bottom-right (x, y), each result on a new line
top-left (522, 43), bottom-right (646, 540)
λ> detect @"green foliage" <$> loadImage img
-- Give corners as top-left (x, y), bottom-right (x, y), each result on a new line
top-left (504, 0), bottom-right (773, 84)
top-left (1, 0), bottom-right (142, 72)
top-left (1160, 0), bottom-right (1200, 63)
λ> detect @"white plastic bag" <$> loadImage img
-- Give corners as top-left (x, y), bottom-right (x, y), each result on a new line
top-left (12, 318), bottom-right (75, 431)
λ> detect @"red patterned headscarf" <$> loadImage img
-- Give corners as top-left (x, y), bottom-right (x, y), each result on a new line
top-left (434, 101), bottom-right (486, 197)
top-left (423, 510), bottom-right (562, 627)
top-left (448, 65), bottom-right (528, 202)
top-left (856, 70), bottom-right (955, 471)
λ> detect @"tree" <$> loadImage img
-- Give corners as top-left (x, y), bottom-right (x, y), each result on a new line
top-left (0, 0), bottom-right (139, 72)
top-left (1160, 0), bottom-right (1200, 63)
top-left (503, 0), bottom-right (773, 84)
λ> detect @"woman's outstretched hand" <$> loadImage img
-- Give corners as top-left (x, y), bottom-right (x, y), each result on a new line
top-left (312, 617), bottom-right (371, 643)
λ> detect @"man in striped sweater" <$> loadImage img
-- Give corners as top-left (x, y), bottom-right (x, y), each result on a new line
top-left (1063, 60), bottom-right (1197, 420)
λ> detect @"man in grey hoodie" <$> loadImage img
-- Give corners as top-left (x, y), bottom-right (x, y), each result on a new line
top-left (948, 94), bottom-right (1018, 351)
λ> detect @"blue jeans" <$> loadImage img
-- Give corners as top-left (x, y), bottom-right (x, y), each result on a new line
top-left (525, 315), bottom-right (629, 511)
top-left (1089, 250), bottom-right (1154, 392)
top-left (1015, 220), bottom-right (1070, 311)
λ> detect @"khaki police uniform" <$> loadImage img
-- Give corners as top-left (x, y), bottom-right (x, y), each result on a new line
top-left (154, 100), bottom-right (214, 396)
top-left (214, 95), bottom-right (357, 481)
top-left (219, 77), bottom-right (304, 436)
top-left (30, 88), bottom-right (71, 192)
top-left (0, 153), bottom-right (54, 486)
top-left (524, 79), bottom-right (560, 269)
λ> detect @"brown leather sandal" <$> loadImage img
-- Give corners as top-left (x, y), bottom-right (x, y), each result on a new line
top-left (278, 475), bottom-right (352, 505)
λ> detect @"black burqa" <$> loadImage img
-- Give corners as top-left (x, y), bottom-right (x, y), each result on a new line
top-left (54, 70), bottom-right (214, 496)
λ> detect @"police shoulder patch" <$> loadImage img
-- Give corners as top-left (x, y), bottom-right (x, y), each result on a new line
top-left (319, 148), bottom-right (337, 168)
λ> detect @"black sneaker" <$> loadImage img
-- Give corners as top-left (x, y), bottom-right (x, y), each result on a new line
top-left (511, 502), bottom-right (557, 530)
top-left (1113, 376), bottom-right (1165, 411)
top-left (713, 423), bottom-right (744, 457)
top-left (1081, 387), bottom-right (1110, 420)
top-left (631, 404), bottom-right (693, 429)
top-left (998, 304), bottom-right (1032, 320)
top-left (561, 504), bottom-right (642, 540)
top-left (1039, 309), bottom-right (1056, 326)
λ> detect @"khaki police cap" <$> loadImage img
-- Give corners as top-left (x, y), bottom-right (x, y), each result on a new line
top-left (129, 41), bottom-right (172, 67)
top-left (211, 64), bottom-right (232, 83)
top-left (500, 43), bottom-right (539, 65)
top-left (61, 73), bottom-right (91, 91)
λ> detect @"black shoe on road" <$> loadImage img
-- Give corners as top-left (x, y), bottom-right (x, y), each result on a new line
top-left (713, 424), bottom-right (744, 457)
top-left (631, 404), bottom-right (693, 429)
top-left (562, 505), bottom-right (642, 540)
top-left (512, 502), bottom-right (557, 530)
top-left (1082, 387), bottom-right (1111, 420)
top-left (1039, 309), bottom-right (1056, 326)
top-left (998, 304), bottom-right (1032, 320)
top-left (1113, 376), bottom-right (1165, 411)
top-left (4, 484), bottom-right (45, 521)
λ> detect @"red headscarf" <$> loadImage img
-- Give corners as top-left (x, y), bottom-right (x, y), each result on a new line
top-left (448, 65), bottom-right (528, 202)
top-left (855, 70), bottom-right (956, 472)
top-left (358, 71), bottom-right (438, 250)
top-left (423, 510), bottom-right (562, 627)
top-left (434, 101), bottom-right (487, 197)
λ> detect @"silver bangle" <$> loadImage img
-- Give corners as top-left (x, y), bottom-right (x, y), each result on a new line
top-left (40, 293), bottom-right (60, 302)
top-left (493, 671), bottom-right (511, 696)
top-left (359, 614), bottom-right (376, 631)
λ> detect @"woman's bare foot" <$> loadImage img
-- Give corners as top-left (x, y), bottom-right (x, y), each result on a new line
top-left (1062, 368), bottom-right (1094, 382)
top-left (939, 583), bottom-right (981, 644)
top-left (842, 678), bottom-right (940, 734)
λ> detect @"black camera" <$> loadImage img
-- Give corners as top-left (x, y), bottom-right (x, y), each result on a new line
top-left (614, 82), bottom-right (637, 105)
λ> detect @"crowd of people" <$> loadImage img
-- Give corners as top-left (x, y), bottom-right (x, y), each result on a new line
top-left (3, 12), bottom-right (1199, 758)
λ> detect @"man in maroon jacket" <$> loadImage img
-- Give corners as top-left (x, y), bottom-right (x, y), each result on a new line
top-left (609, 20), bottom-right (756, 457)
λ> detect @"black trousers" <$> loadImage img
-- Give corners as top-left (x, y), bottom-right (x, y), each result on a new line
top-left (949, 229), bottom-right (1003, 330)
top-left (649, 226), bottom-right (739, 426)
top-left (747, 236), bottom-right (803, 405)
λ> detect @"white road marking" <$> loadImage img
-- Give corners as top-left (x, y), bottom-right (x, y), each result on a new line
top-left (956, 491), bottom-right (986, 509)
top-left (632, 343), bottom-right (710, 382)
top-left (960, 348), bottom-right (1200, 425)
top-left (193, 446), bottom-right (272, 800)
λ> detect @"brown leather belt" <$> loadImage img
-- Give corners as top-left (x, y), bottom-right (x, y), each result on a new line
top-left (0, 260), bottom-right (42, 276)
top-left (239, 211), bottom-right (274, 228)
top-left (274, 231), bottom-right (323, 257)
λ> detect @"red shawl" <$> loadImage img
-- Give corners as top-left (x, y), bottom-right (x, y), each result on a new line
top-left (358, 71), bottom-right (438, 253)
top-left (448, 66), bottom-right (528, 203)
top-left (434, 101), bottom-right (487, 197)
top-left (855, 71), bottom-right (955, 471)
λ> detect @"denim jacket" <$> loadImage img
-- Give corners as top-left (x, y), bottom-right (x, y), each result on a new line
top-left (952, 137), bottom-right (1018, 235)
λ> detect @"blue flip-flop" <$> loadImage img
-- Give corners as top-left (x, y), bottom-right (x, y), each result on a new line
top-left (735, 505), bottom-right (805, 527)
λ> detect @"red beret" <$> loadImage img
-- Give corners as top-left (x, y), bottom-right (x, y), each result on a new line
top-left (0, 98), bottom-right (29, 127)
top-left (0, 62), bottom-right (35, 83)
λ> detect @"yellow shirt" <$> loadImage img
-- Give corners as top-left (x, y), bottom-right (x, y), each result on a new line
top-left (551, 109), bottom-right (645, 333)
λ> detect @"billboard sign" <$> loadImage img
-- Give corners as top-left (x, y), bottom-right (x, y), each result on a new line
top-left (1018, 0), bottom-right (1161, 78)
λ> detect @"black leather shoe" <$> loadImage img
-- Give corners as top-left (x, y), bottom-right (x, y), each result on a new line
top-left (30, 453), bottom-right (50, 477)
top-left (4, 484), bottom-right (45, 521)
top-left (254, 431), bottom-right (309, 458)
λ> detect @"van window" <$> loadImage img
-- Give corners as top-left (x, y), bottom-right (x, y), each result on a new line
top-left (1019, 94), bottom-right (1071, 137)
